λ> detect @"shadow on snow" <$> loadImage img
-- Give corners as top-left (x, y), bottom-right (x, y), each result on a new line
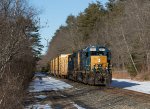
top-left (111, 80), bottom-right (140, 88)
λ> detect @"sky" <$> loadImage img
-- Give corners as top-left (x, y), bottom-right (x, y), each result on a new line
top-left (29, 0), bottom-right (108, 54)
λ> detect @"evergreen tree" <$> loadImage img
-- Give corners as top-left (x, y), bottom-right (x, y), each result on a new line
top-left (77, 2), bottom-right (105, 41)
top-left (26, 20), bottom-right (43, 59)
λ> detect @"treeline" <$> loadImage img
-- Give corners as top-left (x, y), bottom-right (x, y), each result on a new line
top-left (0, 0), bottom-right (42, 108)
top-left (45, 0), bottom-right (150, 79)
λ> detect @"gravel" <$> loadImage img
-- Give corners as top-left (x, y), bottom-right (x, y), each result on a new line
top-left (24, 73), bottom-right (150, 109)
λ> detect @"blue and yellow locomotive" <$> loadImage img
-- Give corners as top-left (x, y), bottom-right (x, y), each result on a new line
top-left (67, 45), bottom-right (112, 85)
top-left (50, 45), bottom-right (112, 86)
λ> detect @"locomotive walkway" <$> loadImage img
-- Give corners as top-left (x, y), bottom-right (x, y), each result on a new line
top-left (24, 72), bottom-right (150, 109)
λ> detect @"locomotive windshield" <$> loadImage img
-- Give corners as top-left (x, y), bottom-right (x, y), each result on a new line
top-left (90, 47), bottom-right (106, 56)
top-left (91, 51), bottom-right (97, 55)
top-left (85, 47), bottom-right (107, 56)
top-left (98, 51), bottom-right (105, 55)
top-left (90, 51), bottom-right (105, 56)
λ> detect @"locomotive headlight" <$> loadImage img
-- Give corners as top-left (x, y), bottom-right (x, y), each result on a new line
top-left (98, 59), bottom-right (101, 63)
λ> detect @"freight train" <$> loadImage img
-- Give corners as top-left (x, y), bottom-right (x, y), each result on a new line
top-left (49, 45), bottom-right (112, 86)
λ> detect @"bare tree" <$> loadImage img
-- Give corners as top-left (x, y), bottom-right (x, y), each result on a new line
top-left (0, 0), bottom-right (41, 108)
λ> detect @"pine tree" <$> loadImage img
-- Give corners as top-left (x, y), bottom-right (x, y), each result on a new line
top-left (77, 2), bottom-right (105, 41)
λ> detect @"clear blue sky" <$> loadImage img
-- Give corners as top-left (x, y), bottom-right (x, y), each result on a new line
top-left (29, 0), bottom-right (108, 54)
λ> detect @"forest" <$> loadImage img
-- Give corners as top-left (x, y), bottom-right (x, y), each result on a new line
top-left (0, 0), bottom-right (42, 108)
top-left (42, 0), bottom-right (150, 79)
top-left (0, 0), bottom-right (150, 108)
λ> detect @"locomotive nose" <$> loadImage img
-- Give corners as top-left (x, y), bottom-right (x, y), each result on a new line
top-left (91, 56), bottom-right (107, 70)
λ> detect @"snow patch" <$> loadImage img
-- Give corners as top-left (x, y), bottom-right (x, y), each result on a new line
top-left (28, 76), bottom-right (72, 92)
top-left (25, 104), bottom-right (51, 109)
top-left (34, 72), bottom-right (47, 77)
top-left (111, 78), bottom-right (150, 94)
top-left (73, 104), bottom-right (86, 109)
top-left (34, 95), bottom-right (47, 99)
top-left (25, 72), bottom-right (73, 108)
top-left (69, 102), bottom-right (86, 109)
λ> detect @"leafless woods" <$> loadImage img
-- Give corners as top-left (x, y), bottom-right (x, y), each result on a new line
top-left (0, 0), bottom-right (42, 108)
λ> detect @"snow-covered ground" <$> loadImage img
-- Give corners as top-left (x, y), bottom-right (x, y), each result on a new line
top-left (34, 72), bottom-right (47, 77)
top-left (73, 103), bottom-right (86, 109)
top-left (25, 104), bottom-right (52, 109)
top-left (25, 72), bottom-right (150, 109)
top-left (28, 74), bottom-right (72, 93)
top-left (25, 72), bottom-right (73, 109)
top-left (111, 78), bottom-right (150, 94)
top-left (34, 95), bottom-right (47, 99)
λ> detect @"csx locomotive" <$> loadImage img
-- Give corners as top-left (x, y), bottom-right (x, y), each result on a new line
top-left (50, 45), bottom-right (112, 86)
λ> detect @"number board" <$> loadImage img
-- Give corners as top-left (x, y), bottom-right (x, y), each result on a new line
top-left (99, 48), bottom-right (105, 51)
top-left (90, 48), bottom-right (96, 51)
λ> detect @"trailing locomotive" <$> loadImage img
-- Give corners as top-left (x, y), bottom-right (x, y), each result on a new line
top-left (50, 45), bottom-right (112, 86)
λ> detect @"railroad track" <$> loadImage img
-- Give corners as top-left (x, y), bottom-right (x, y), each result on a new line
top-left (25, 74), bottom-right (150, 109)
top-left (58, 77), bottom-right (150, 109)
top-left (52, 74), bottom-right (150, 98)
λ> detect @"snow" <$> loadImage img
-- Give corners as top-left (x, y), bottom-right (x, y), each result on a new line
top-left (25, 72), bottom-right (73, 109)
top-left (111, 78), bottom-right (150, 94)
top-left (28, 74), bottom-right (72, 92)
top-left (25, 104), bottom-right (52, 109)
top-left (73, 104), bottom-right (86, 109)
top-left (34, 72), bottom-right (47, 77)
top-left (34, 95), bottom-right (47, 99)
top-left (69, 102), bottom-right (86, 109)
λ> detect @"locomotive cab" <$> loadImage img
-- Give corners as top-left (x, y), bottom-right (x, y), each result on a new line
top-left (83, 46), bottom-right (111, 73)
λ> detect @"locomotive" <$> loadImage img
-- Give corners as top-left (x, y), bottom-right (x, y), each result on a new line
top-left (50, 45), bottom-right (112, 86)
